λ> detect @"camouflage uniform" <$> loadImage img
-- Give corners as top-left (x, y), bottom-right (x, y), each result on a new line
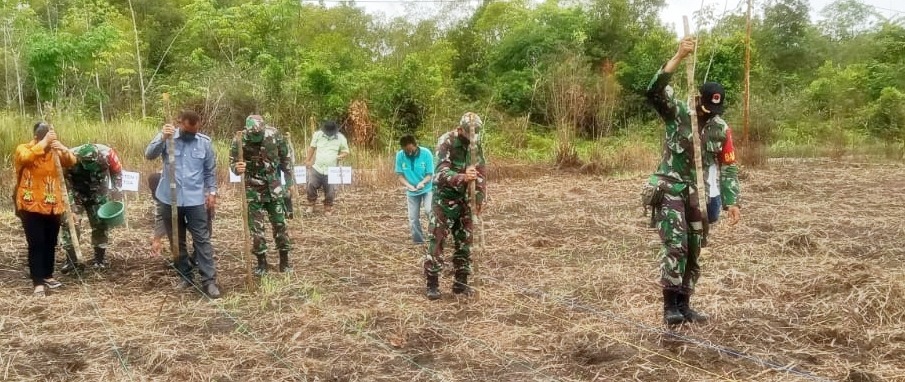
top-left (60, 144), bottom-right (123, 270)
top-left (424, 112), bottom-right (486, 298)
top-left (230, 115), bottom-right (293, 274)
top-left (646, 67), bottom-right (740, 324)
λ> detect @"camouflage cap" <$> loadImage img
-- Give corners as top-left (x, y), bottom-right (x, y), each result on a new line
top-left (75, 144), bottom-right (99, 162)
top-left (246, 115), bottom-right (265, 133)
top-left (459, 112), bottom-right (483, 130)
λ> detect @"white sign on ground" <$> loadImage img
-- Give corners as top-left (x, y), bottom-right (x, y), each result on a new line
top-left (294, 166), bottom-right (307, 184)
top-left (121, 171), bottom-right (140, 192)
top-left (327, 166), bottom-right (352, 185)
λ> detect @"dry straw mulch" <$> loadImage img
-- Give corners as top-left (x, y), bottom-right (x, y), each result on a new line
top-left (0, 159), bottom-right (903, 381)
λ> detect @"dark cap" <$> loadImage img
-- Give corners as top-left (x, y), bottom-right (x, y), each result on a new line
top-left (699, 82), bottom-right (725, 115)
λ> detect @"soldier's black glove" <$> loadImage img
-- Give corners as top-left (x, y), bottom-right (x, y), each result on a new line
top-left (284, 195), bottom-right (294, 219)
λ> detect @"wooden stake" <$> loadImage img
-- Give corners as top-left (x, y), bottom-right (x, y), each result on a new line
top-left (683, 16), bottom-right (709, 236)
top-left (743, 0), bottom-right (753, 145)
top-left (467, 116), bottom-right (480, 282)
top-left (44, 104), bottom-right (81, 263)
top-left (163, 93), bottom-right (179, 265)
top-left (236, 131), bottom-right (256, 291)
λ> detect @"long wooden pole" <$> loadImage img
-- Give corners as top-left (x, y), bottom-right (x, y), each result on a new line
top-left (44, 104), bottom-right (81, 264)
top-left (467, 118), bottom-right (479, 281)
top-left (163, 93), bottom-right (179, 265)
top-left (235, 131), bottom-right (255, 291)
top-left (683, 16), bottom-right (708, 238)
top-left (743, 0), bottom-right (753, 145)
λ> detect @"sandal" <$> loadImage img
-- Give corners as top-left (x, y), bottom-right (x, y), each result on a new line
top-left (43, 278), bottom-right (63, 289)
top-left (33, 285), bottom-right (46, 297)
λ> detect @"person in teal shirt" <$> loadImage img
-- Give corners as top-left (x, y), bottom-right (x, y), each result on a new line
top-left (394, 135), bottom-right (433, 244)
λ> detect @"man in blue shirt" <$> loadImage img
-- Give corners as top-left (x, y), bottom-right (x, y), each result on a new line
top-left (145, 110), bottom-right (221, 298)
top-left (395, 135), bottom-right (433, 244)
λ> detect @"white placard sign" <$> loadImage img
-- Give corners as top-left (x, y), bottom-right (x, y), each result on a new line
top-left (293, 166), bottom-right (307, 184)
top-left (327, 166), bottom-right (352, 185)
top-left (229, 170), bottom-right (241, 183)
top-left (121, 171), bottom-right (141, 192)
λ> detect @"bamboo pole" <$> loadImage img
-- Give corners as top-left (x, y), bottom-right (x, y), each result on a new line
top-left (162, 93), bottom-right (179, 265)
top-left (44, 104), bottom-right (81, 264)
top-left (683, 16), bottom-right (709, 240)
top-left (235, 131), bottom-right (256, 291)
top-left (743, 0), bottom-right (753, 145)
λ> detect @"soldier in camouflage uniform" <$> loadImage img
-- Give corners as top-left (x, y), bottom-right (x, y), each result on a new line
top-left (60, 144), bottom-right (124, 272)
top-left (423, 112), bottom-right (486, 300)
top-left (231, 115), bottom-right (294, 275)
top-left (645, 37), bottom-right (741, 325)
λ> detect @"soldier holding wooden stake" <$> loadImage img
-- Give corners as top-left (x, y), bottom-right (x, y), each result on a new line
top-left (643, 37), bottom-right (741, 326)
top-left (423, 112), bottom-right (486, 300)
top-left (145, 110), bottom-right (221, 298)
top-left (231, 115), bottom-right (294, 275)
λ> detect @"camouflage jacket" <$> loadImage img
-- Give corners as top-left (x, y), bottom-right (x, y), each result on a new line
top-left (645, 68), bottom-right (741, 207)
top-left (229, 126), bottom-right (293, 200)
top-left (700, 115), bottom-right (740, 207)
top-left (66, 144), bottom-right (123, 205)
top-left (434, 129), bottom-right (486, 205)
top-left (646, 68), bottom-right (697, 197)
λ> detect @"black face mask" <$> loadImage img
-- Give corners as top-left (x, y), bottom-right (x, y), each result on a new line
top-left (179, 131), bottom-right (197, 140)
top-left (405, 147), bottom-right (419, 158)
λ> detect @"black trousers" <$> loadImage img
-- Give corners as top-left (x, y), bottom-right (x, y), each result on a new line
top-left (21, 211), bottom-right (62, 286)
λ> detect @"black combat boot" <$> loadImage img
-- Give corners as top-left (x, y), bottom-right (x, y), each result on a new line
top-left (60, 248), bottom-right (83, 274)
top-left (662, 290), bottom-right (685, 326)
top-left (452, 272), bottom-right (473, 296)
top-left (278, 250), bottom-right (291, 273)
top-left (426, 274), bottom-right (441, 300)
top-left (676, 292), bottom-right (709, 323)
top-left (254, 254), bottom-right (268, 277)
top-left (92, 247), bottom-right (108, 270)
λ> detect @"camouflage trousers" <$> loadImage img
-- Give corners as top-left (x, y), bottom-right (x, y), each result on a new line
top-left (247, 193), bottom-right (291, 256)
top-left (657, 192), bottom-right (703, 294)
top-left (424, 197), bottom-right (473, 277)
top-left (61, 200), bottom-right (109, 258)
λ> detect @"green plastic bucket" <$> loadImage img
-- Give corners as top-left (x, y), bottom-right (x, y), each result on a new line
top-left (97, 201), bottom-right (125, 227)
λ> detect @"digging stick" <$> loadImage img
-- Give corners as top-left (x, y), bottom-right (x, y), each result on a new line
top-left (683, 16), bottom-right (709, 244)
top-left (235, 131), bottom-right (256, 291)
top-left (44, 104), bottom-right (82, 264)
top-left (467, 118), bottom-right (480, 280)
top-left (285, 132), bottom-right (299, 217)
top-left (163, 93), bottom-right (180, 264)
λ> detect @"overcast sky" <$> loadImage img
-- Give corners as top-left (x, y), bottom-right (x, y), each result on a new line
top-left (308, 0), bottom-right (903, 36)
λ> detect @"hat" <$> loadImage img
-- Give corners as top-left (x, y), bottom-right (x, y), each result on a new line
top-left (75, 144), bottom-right (99, 162)
top-left (245, 115), bottom-right (265, 132)
top-left (699, 82), bottom-right (725, 115)
top-left (459, 112), bottom-right (483, 131)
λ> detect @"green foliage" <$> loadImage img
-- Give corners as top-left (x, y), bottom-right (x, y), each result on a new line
top-left (1, 0), bottom-right (903, 163)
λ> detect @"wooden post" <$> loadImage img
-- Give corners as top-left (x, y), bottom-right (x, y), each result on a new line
top-left (236, 131), bottom-right (256, 291)
top-left (285, 132), bottom-right (301, 206)
top-left (467, 116), bottom-right (480, 282)
top-left (44, 104), bottom-right (82, 263)
top-left (163, 93), bottom-right (179, 265)
top-left (743, 0), bottom-right (753, 145)
top-left (683, 16), bottom-right (709, 236)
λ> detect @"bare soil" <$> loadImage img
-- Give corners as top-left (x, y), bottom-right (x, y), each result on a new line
top-left (1, 159), bottom-right (903, 382)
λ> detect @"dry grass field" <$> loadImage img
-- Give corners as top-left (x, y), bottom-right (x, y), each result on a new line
top-left (1, 159), bottom-right (903, 382)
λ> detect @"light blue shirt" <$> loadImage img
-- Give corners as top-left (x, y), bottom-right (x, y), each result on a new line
top-left (395, 146), bottom-right (433, 197)
top-left (145, 130), bottom-right (218, 207)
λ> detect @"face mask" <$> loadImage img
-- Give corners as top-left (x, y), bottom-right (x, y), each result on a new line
top-left (179, 131), bottom-right (196, 141)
